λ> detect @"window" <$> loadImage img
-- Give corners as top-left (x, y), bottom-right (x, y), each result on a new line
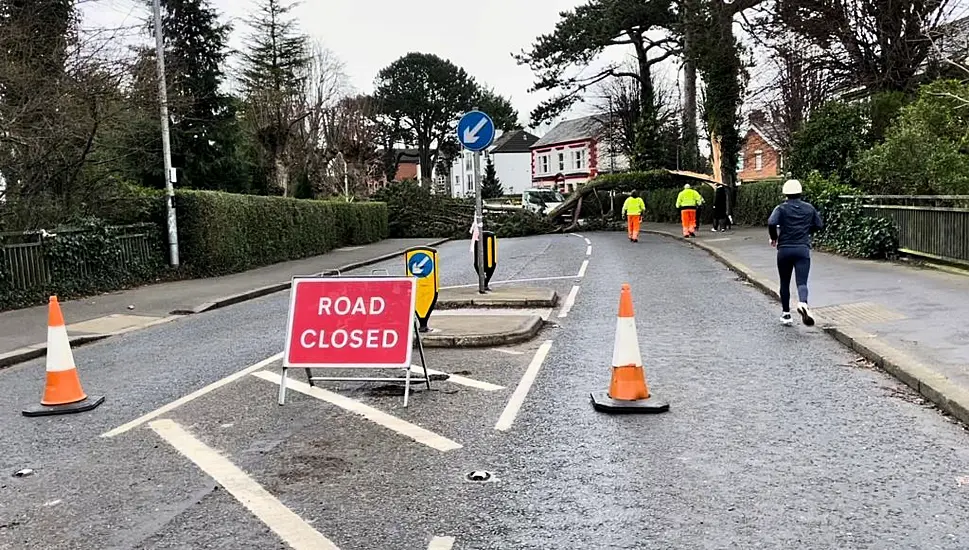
top-left (466, 175), bottom-right (474, 191)
top-left (737, 155), bottom-right (745, 172)
top-left (558, 152), bottom-right (565, 171)
top-left (573, 150), bottom-right (585, 170)
top-left (538, 154), bottom-right (550, 174)
top-left (754, 150), bottom-right (763, 171)
top-left (465, 154), bottom-right (472, 172)
top-left (454, 175), bottom-right (460, 185)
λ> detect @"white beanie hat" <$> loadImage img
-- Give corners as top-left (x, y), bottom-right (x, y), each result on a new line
top-left (782, 179), bottom-right (802, 195)
top-left (683, 183), bottom-right (691, 189)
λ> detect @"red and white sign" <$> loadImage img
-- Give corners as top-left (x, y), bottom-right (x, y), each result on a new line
top-left (284, 277), bottom-right (416, 368)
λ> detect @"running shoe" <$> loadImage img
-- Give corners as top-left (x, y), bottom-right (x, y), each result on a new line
top-left (797, 302), bottom-right (816, 326)
top-left (780, 312), bottom-right (793, 326)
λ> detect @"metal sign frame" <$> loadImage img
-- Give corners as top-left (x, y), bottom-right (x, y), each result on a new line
top-left (278, 274), bottom-right (431, 407)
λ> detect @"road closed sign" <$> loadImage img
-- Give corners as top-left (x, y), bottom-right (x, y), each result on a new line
top-left (284, 277), bottom-right (416, 368)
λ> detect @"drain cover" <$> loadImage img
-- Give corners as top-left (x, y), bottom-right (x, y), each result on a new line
top-left (466, 470), bottom-right (493, 482)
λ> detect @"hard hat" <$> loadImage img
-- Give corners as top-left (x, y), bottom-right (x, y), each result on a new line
top-left (683, 184), bottom-right (691, 189)
top-left (782, 179), bottom-right (802, 195)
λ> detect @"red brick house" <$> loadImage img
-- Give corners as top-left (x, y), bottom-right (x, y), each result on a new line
top-left (530, 116), bottom-right (627, 194)
top-left (738, 112), bottom-right (784, 182)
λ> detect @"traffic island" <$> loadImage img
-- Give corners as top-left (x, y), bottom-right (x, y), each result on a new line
top-left (437, 286), bottom-right (559, 309)
top-left (419, 315), bottom-right (544, 348)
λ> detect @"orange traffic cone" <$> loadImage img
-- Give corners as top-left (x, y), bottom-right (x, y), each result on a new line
top-left (590, 284), bottom-right (669, 414)
top-left (22, 297), bottom-right (104, 417)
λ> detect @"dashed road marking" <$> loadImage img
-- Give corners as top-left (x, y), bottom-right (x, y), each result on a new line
top-left (577, 260), bottom-right (589, 278)
top-left (428, 536), bottom-right (456, 549)
top-left (492, 348), bottom-right (525, 356)
top-left (150, 419), bottom-right (340, 550)
top-left (570, 233), bottom-right (585, 240)
top-left (252, 371), bottom-right (462, 452)
top-left (495, 340), bottom-right (553, 432)
top-left (584, 237), bottom-right (591, 245)
top-left (558, 285), bottom-right (580, 319)
top-left (410, 365), bottom-right (504, 391)
top-left (586, 245), bottom-right (592, 256)
top-left (102, 352), bottom-right (284, 438)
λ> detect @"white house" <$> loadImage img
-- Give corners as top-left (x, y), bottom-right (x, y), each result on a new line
top-left (447, 129), bottom-right (540, 198)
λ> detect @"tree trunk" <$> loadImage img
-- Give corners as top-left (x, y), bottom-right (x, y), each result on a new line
top-left (274, 156), bottom-right (289, 196)
top-left (681, 17), bottom-right (700, 172)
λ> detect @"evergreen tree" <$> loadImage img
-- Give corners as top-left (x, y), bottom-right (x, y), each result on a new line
top-left (481, 158), bottom-right (504, 199)
top-left (239, 0), bottom-right (310, 195)
top-left (160, 0), bottom-right (250, 193)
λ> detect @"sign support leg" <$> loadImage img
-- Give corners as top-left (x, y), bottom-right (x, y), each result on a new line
top-left (304, 368), bottom-right (315, 387)
top-left (277, 367), bottom-right (288, 405)
top-left (414, 317), bottom-right (432, 390)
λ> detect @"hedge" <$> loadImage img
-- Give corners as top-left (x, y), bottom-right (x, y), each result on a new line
top-left (0, 220), bottom-right (166, 311)
top-left (174, 190), bottom-right (388, 276)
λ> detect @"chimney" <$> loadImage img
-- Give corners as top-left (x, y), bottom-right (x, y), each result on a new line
top-left (749, 109), bottom-right (768, 128)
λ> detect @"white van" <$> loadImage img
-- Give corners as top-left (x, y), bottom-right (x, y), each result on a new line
top-left (521, 188), bottom-right (566, 215)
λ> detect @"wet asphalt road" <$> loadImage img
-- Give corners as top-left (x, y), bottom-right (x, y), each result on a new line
top-left (3, 232), bottom-right (969, 549)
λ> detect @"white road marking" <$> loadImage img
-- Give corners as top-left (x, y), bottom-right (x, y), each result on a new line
top-left (495, 340), bottom-right (553, 432)
top-left (586, 245), bottom-right (592, 256)
top-left (558, 285), bottom-right (581, 319)
top-left (440, 275), bottom-right (578, 290)
top-left (577, 260), bottom-right (589, 278)
top-left (102, 352), bottom-right (284, 438)
top-left (409, 365), bottom-right (504, 391)
top-left (428, 536), bottom-right (456, 549)
top-left (492, 348), bottom-right (525, 355)
top-left (584, 237), bottom-right (591, 245)
top-left (252, 371), bottom-right (462, 452)
top-left (569, 233), bottom-right (585, 239)
top-left (150, 419), bottom-right (340, 550)
top-left (707, 238), bottom-right (731, 242)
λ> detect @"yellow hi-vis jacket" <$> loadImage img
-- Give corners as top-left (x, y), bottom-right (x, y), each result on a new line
top-left (676, 188), bottom-right (704, 208)
top-left (622, 196), bottom-right (646, 216)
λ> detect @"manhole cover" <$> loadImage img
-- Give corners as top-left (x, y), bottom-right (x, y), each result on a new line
top-left (465, 470), bottom-right (494, 483)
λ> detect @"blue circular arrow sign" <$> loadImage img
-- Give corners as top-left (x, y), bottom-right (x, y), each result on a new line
top-left (407, 252), bottom-right (434, 278)
top-left (457, 110), bottom-right (496, 152)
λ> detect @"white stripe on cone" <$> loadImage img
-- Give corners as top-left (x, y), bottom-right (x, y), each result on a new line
top-left (46, 324), bottom-right (76, 373)
top-left (611, 317), bottom-right (642, 367)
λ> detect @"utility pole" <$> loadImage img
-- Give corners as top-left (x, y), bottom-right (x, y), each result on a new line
top-left (152, 0), bottom-right (180, 267)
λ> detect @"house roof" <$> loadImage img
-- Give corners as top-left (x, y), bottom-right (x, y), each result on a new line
top-left (744, 124), bottom-right (783, 152)
top-left (490, 129), bottom-right (540, 153)
top-left (532, 116), bottom-right (607, 148)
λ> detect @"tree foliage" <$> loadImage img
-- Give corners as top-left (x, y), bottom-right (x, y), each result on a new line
top-left (481, 158), bottom-right (503, 199)
top-left (855, 80), bottom-right (969, 194)
top-left (373, 53), bottom-right (519, 183)
top-left (788, 101), bottom-right (870, 184)
top-left (772, 0), bottom-right (954, 93)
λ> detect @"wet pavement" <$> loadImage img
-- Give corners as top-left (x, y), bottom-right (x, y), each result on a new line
top-left (3, 232), bottom-right (969, 549)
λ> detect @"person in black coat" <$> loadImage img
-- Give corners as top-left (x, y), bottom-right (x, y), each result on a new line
top-left (712, 183), bottom-right (729, 232)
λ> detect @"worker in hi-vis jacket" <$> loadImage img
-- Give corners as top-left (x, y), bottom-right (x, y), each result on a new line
top-left (622, 190), bottom-right (646, 242)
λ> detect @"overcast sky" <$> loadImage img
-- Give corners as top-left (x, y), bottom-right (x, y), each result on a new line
top-left (81, 0), bottom-right (679, 133)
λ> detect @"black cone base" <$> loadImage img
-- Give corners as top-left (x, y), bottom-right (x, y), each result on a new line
top-left (23, 395), bottom-right (105, 417)
top-left (590, 392), bottom-right (669, 414)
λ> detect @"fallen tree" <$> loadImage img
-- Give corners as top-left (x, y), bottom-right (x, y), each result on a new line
top-left (546, 169), bottom-right (717, 231)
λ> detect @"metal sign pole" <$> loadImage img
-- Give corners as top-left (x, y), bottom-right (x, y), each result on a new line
top-left (473, 151), bottom-right (486, 294)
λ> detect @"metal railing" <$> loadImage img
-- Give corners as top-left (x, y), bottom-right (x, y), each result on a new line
top-left (1, 224), bottom-right (160, 291)
top-left (851, 195), bottom-right (969, 266)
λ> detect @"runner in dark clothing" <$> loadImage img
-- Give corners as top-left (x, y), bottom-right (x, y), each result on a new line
top-left (768, 179), bottom-right (823, 327)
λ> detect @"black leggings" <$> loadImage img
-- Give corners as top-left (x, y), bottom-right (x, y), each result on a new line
top-left (777, 247), bottom-right (811, 312)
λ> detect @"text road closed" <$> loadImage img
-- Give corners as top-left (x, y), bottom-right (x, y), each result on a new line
top-left (285, 277), bottom-right (415, 367)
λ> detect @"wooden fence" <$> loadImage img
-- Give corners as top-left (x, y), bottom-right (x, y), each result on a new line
top-left (854, 195), bottom-right (969, 266)
top-left (0, 224), bottom-right (160, 291)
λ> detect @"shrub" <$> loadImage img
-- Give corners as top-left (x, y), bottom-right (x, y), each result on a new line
top-left (788, 101), bottom-right (870, 184)
top-left (1, 219), bottom-right (166, 311)
top-left (734, 179), bottom-right (783, 225)
top-left (801, 173), bottom-right (898, 259)
top-left (643, 185), bottom-right (714, 224)
top-left (854, 80), bottom-right (969, 195)
top-left (175, 190), bottom-right (388, 276)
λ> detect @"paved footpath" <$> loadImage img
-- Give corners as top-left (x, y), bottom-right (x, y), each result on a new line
top-left (0, 238), bottom-right (445, 366)
top-left (648, 223), bottom-right (969, 425)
